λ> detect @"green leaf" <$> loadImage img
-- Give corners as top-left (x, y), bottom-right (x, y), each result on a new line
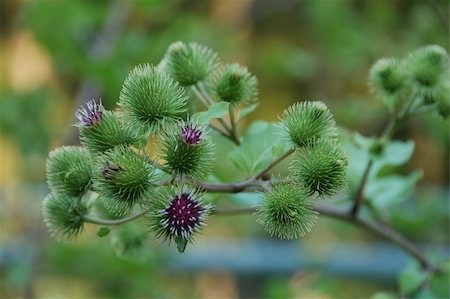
top-left (192, 101), bottom-right (230, 125)
top-left (372, 139), bottom-right (415, 174)
top-left (238, 103), bottom-right (259, 121)
top-left (399, 262), bottom-right (427, 295)
top-left (370, 292), bottom-right (396, 299)
top-left (229, 192), bottom-right (264, 207)
top-left (97, 226), bottom-right (111, 237)
top-left (228, 121), bottom-right (287, 176)
top-left (365, 170), bottom-right (422, 208)
top-left (343, 132), bottom-right (415, 186)
top-left (175, 236), bottom-right (188, 253)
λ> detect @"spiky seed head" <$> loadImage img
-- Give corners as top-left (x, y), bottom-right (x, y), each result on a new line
top-left (94, 146), bottom-right (156, 216)
top-left (256, 183), bottom-right (318, 239)
top-left (78, 104), bottom-right (142, 153)
top-left (369, 58), bottom-right (408, 111)
top-left (46, 146), bottom-right (92, 197)
top-left (161, 120), bottom-right (214, 179)
top-left (212, 63), bottom-right (258, 105)
top-left (162, 41), bottom-right (219, 86)
top-left (407, 45), bottom-right (448, 96)
top-left (289, 139), bottom-right (348, 197)
top-left (118, 64), bottom-right (187, 134)
top-left (75, 99), bottom-right (104, 127)
top-left (145, 186), bottom-right (213, 253)
top-left (280, 101), bottom-right (338, 148)
top-left (42, 193), bottom-right (87, 241)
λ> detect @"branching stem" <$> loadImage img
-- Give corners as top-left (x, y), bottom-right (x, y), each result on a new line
top-left (191, 84), bottom-right (240, 145)
top-left (254, 148), bottom-right (295, 179)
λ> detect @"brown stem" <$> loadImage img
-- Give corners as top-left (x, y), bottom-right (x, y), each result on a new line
top-left (254, 148), bottom-right (295, 179)
top-left (350, 159), bottom-right (373, 217)
top-left (205, 204), bottom-right (437, 271)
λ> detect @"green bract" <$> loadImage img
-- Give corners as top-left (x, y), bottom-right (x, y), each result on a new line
top-left (257, 183), bottom-right (318, 239)
top-left (290, 140), bottom-right (348, 197)
top-left (119, 64), bottom-right (187, 134)
top-left (160, 121), bottom-right (214, 179)
top-left (94, 146), bottom-right (156, 216)
top-left (162, 41), bottom-right (219, 85)
top-left (280, 101), bottom-right (337, 148)
top-left (212, 63), bottom-right (258, 105)
top-left (369, 57), bottom-right (408, 111)
top-left (407, 45), bottom-right (448, 98)
top-left (42, 193), bottom-right (86, 241)
top-left (79, 110), bottom-right (141, 153)
top-left (46, 146), bottom-right (92, 197)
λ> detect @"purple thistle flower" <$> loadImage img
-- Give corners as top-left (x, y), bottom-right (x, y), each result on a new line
top-left (75, 99), bottom-right (104, 127)
top-left (180, 124), bottom-right (202, 145)
top-left (159, 192), bottom-right (212, 240)
top-left (101, 163), bottom-right (121, 180)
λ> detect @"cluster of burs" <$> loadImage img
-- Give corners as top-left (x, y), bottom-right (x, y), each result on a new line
top-left (44, 42), bottom-right (449, 254)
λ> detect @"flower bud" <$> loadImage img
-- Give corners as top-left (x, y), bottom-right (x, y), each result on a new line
top-left (77, 100), bottom-right (142, 153)
top-left (280, 101), bottom-right (337, 148)
top-left (161, 41), bottom-right (219, 86)
top-left (256, 183), bottom-right (318, 239)
top-left (145, 186), bottom-right (213, 253)
top-left (212, 63), bottom-right (258, 105)
top-left (46, 146), bottom-right (92, 197)
top-left (119, 64), bottom-right (187, 133)
top-left (42, 193), bottom-right (87, 241)
top-left (369, 58), bottom-right (408, 111)
top-left (289, 140), bottom-right (348, 197)
top-left (407, 45), bottom-right (448, 89)
top-left (94, 146), bottom-right (156, 216)
top-left (161, 121), bottom-right (214, 179)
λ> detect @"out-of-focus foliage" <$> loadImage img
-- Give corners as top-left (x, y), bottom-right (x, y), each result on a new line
top-left (1, 0), bottom-right (448, 298)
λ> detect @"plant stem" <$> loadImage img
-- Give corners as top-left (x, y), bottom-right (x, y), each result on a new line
top-left (350, 159), bottom-right (373, 217)
top-left (83, 212), bottom-right (144, 225)
top-left (254, 148), bottom-right (295, 179)
top-left (191, 85), bottom-right (240, 145)
top-left (82, 202), bottom-right (436, 271)
top-left (350, 111), bottom-right (398, 217)
top-left (228, 105), bottom-right (240, 143)
top-left (214, 205), bottom-right (436, 271)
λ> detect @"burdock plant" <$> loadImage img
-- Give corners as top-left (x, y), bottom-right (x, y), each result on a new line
top-left (43, 41), bottom-right (448, 294)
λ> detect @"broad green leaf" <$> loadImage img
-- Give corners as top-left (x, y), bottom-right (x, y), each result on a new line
top-left (343, 131), bottom-right (415, 186)
top-left (399, 262), bottom-right (427, 295)
top-left (370, 292), bottom-right (396, 299)
top-left (372, 140), bottom-right (415, 175)
top-left (229, 192), bottom-right (264, 207)
top-left (238, 103), bottom-right (259, 121)
top-left (192, 101), bottom-right (230, 125)
top-left (228, 121), bottom-right (287, 176)
top-left (365, 170), bottom-right (422, 208)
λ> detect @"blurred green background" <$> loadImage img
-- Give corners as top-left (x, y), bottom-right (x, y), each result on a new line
top-left (0, 0), bottom-right (448, 298)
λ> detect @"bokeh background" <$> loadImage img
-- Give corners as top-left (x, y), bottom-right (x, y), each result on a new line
top-left (0, 0), bottom-right (449, 298)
